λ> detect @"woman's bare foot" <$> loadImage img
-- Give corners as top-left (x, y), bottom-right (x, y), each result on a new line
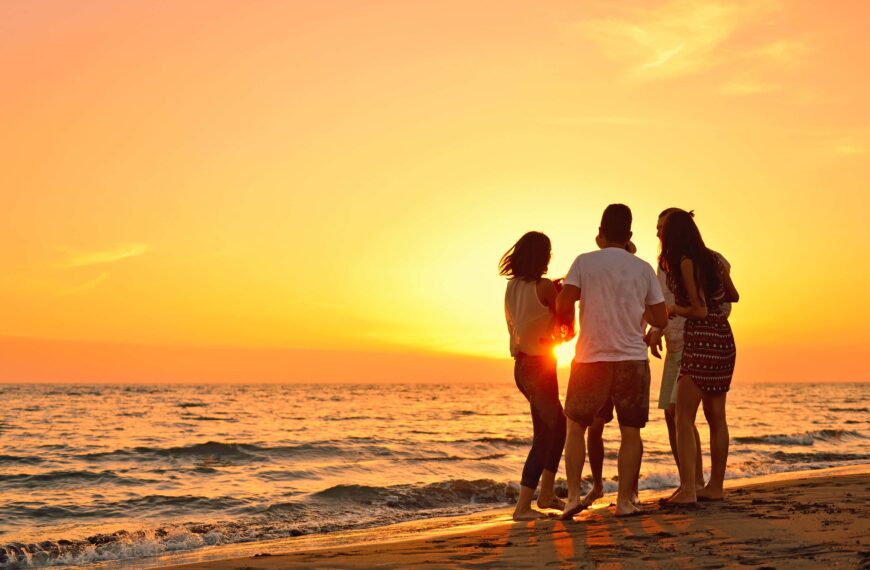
top-left (662, 481), bottom-right (702, 502)
top-left (615, 500), bottom-right (642, 517)
top-left (560, 497), bottom-right (587, 520)
top-left (630, 492), bottom-right (641, 506)
top-left (536, 496), bottom-right (565, 510)
top-left (513, 508), bottom-right (546, 521)
top-left (666, 487), bottom-right (697, 504)
top-left (696, 486), bottom-right (724, 501)
top-left (581, 484), bottom-right (604, 507)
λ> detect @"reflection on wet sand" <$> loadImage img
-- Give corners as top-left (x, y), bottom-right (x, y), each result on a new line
top-left (164, 467), bottom-right (870, 570)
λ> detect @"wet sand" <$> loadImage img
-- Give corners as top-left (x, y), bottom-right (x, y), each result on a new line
top-left (167, 465), bottom-right (870, 569)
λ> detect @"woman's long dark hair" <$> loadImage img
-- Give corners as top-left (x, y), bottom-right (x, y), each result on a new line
top-left (658, 211), bottom-right (721, 302)
top-left (499, 231), bottom-right (551, 280)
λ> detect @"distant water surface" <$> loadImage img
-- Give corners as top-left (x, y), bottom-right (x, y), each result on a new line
top-left (0, 382), bottom-right (867, 567)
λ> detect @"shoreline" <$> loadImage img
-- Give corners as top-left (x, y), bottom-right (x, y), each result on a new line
top-left (116, 464), bottom-right (870, 570)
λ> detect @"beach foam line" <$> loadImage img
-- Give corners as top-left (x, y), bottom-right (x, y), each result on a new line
top-left (76, 440), bottom-right (393, 463)
top-left (162, 465), bottom-right (870, 570)
top-left (104, 463), bottom-right (870, 570)
top-left (732, 428), bottom-right (866, 446)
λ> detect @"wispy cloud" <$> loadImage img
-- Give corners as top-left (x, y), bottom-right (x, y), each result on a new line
top-left (833, 143), bottom-right (868, 156)
top-left (542, 115), bottom-right (662, 127)
top-left (578, 1), bottom-right (797, 82)
top-left (719, 80), bottom-right (781, 96)
top-left (751, 40), bottom-right (809, 67)
top-left (56, 273), bottom-right (109, 296)
top-left (61, 243), bottom-right (149, 268)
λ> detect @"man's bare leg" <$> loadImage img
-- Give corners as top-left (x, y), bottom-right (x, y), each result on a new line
top-left (536, 469), bottom-right (564, 510)
top-left (582, 419), bottom-right (605, 507)
top-left (513, 485), bottom-right (545, 521)
top-left (561, 419), bottom-right (588, 519)
top-left (631, 437), bottom-right (642, 505)
top-left (615, 425), bottom-right (642, 516)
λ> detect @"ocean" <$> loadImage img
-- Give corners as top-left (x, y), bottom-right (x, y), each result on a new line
top-left (1, 381), bottom-right (868, 568)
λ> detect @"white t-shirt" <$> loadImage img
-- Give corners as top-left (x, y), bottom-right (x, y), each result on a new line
top-left (564, 248), bottom-right (665, 363)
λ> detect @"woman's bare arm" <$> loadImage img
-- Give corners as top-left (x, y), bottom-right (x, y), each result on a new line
top-left (536, 278), bottom-right (558, 311)
top-left (669, 258), bottom-right (708, 319)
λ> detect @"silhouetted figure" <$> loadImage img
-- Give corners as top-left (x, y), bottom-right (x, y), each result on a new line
top-left (646, 208), bottom-right (733, 498)
top-left (659, 210), bottom-right (739, 504)
top-left (556, 204), bottom-right (668, 519)
top-left (501, 231), bottom-right (567, 520)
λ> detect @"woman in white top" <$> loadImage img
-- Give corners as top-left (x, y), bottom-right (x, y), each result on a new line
top-left (500, 231), bottom-right (567, 520)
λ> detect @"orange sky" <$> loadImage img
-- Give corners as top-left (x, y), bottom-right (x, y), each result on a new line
top-left (1, 1), bottom-right (868, 383)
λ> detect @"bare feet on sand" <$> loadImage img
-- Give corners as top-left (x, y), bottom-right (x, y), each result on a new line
top-left (512, 508), bottom-right (546, 521)
top-left (581, 485), bottom-right (604, 508)
top-left (664, 482), bottom-right (704, 502)
top-left (666, 487), bottom-right (697, 504)
top-left (697, 486), bottom-right (724, 501)
top-left (560, 497), bottom-right (587, 520)
top-left (536, 496), bottom-right (565, 510)
top-left (615, 500), bottom-right (642, 517)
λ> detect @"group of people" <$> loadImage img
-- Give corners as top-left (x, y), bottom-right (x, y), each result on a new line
top-left (501, 204), bottom-right (739, 521)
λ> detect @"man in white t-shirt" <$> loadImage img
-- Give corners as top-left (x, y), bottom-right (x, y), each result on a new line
top-left (556, 204), bottom-right (668, 518)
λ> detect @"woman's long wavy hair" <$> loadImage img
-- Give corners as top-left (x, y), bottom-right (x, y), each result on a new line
top-left (658, 211), bottom-right (721, 302)
top-left (499, 231), bottom-right (551, 281)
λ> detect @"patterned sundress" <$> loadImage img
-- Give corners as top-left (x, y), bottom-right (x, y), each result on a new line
top-left (672, 255), bottom-right (736, 392)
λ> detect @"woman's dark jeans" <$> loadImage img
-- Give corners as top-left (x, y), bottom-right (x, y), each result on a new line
top-left (514, 354), bottom-right (567, 490)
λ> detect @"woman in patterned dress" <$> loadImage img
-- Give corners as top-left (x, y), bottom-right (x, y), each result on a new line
top-left (659, 211), bottom-right (740, 504)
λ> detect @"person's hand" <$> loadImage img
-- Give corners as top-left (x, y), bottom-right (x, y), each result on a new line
top-left (666, 303), bottom-right (677, 316)
top-left (559, 323), bottom-right (576, 343)
top-left (645, 328), bottom-right (663, 359)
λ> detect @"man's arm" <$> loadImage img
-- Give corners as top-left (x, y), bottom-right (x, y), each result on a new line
top-left (555, 284), bottom-right (580, 340)
top-left (644, 327), bottom-right (664, 359)
top-left (721, 267), bottom-right (739, 303)
top-left (645, 302), bottom-right (669, 329)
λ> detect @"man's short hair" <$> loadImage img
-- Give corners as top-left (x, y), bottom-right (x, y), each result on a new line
top-left (600, 204), bottom-right (632, 242)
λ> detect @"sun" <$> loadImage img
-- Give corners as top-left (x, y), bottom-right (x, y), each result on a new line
top-left (553, 341), bottom-right (575, 365)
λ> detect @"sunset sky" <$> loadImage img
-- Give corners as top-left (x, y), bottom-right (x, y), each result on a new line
top-left (2, 1), bottom-right (868, 383)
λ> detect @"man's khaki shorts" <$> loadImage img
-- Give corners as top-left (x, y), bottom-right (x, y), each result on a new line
top-left (565, 360), bottom-right (650, 428)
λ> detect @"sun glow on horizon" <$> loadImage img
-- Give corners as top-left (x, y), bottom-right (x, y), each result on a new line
top-left (1, 1), bottom-right (869, 383)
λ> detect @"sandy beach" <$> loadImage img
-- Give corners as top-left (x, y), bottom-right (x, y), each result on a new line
top-left (162, 465), bottom-right (870, 569)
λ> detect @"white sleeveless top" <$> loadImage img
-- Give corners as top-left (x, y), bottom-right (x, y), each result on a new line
top-left (505, 279), bottom-right (555, 357)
